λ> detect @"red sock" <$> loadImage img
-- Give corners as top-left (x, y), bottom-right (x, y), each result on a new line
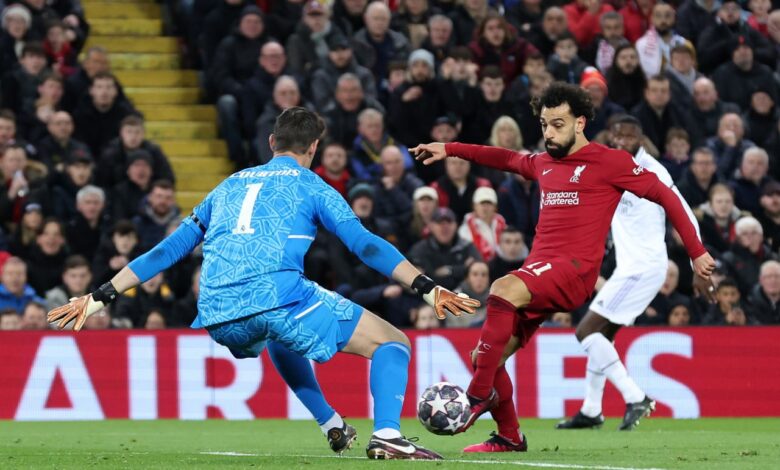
top-left (468, 295), bottom-right (516, 399)
top-left (493, 364), bottom-right (521, 443)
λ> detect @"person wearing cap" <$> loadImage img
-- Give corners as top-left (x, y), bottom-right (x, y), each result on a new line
top-left (711, 33), bottom-right (777, 111)
top-left (286, 1), bottom-right (345, 76)
top-left (310, 33), bottom-right (377, 110)
top-left (409, 185), bottom-right (438, 243)
top-left (387, 48), bottom-right (448, 148)
top-left (408, 206), bottom-right (483, 290)
top-left (352, 1), bottom-right (410, 84)
top-left (635, 2), bottom-right (692, 78)
top-left (111, 149), bottom-right (153, 222)
top-left (580, 66), bottom-right (624, 139)
top-left (457, 187), bottom-right (506, 261)
top-left (51, 150), bottom-right (94, 220)
top-left (696, 0), bottom-right (775, 74)
top-left (35, 111), bottom-right (90, 175)
top-left (209, 4), bottom-right (268, 167)
top-left (729, 146), bottom-right (774, 216)
top-left (97, 115), bottom-right (174, 189)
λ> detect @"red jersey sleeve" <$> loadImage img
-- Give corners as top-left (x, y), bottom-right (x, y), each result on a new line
top-left (609, 150), bottom-right (707, 260)
top-left (444, 143), bottom-right (538, 180)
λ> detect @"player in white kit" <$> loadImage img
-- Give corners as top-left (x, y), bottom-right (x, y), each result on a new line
top-left (556, 115), bottom-right (714, 431)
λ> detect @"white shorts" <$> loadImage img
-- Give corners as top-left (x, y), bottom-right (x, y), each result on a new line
top-left (589, 268), bottom-right (666, 325)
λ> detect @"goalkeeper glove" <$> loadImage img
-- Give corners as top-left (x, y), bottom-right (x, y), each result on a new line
top-left (412, 274), bottom-right (481, 320)
top-left (47, 282), bottom-right (119, 331)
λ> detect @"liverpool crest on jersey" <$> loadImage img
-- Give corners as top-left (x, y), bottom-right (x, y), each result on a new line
top-left (570, 165), bottom-right (587, 183)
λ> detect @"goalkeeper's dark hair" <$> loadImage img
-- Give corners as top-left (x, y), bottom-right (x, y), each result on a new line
top-left (272, 106), bottom-right (325, 155)
top-left (531, 82), bottom-right (595, 120)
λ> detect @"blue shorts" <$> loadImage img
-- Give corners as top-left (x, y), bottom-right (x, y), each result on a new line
top-left (205, 279), bottom-right (364, 363)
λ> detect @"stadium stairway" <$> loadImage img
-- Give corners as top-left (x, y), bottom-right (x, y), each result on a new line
top-left (82, 0), bottom-right (231, 214)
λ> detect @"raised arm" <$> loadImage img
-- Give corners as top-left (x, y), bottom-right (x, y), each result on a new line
top-left (409, 142), bottom-right (537, 179)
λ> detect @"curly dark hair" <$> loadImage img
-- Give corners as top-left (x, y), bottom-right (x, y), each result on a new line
top-left (531, 82), bottom-right (595, 120)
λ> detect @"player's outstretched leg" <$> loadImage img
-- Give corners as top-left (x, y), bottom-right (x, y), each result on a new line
top-left (460, 275), bottom-right (531, 434)
top-left (342, 310), bottom-right (442, 460)
top-left (266, 341), bottom-right (357, 453)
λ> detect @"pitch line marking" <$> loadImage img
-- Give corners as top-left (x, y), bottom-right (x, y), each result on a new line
top-left (200, 451), bottom-right (668, 470)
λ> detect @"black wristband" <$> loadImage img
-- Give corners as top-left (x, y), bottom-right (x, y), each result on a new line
top-left (412, 274), bottom-right (436, 297)
top-left (92, 282), bottom-right (119, 304)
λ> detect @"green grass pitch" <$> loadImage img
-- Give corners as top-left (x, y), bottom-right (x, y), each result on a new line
top-left (1, 418), bottom-right (778, 469)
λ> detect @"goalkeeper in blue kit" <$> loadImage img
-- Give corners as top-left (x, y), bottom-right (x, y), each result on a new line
top-left (48, 107), bottom-right (479, 460)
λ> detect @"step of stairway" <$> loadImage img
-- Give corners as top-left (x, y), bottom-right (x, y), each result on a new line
top-left (109, 53), bottom-right (180, 70)
top-left (145, 121), bottom-right (217, 139)
top-left (136, 104), bottom-right (215, 122)
top-left (90, 19), bottom-right (162, 36)
top-left (85, 36), bottom-right (178, 54)
top-left (125, 87), bottom-right (201, 105)
top-left (115, 70), bottom-right (199, 87)
top-left (83, 3), bottom-right (161, 19)
top-left (159, 140), bottom-right (228, 158)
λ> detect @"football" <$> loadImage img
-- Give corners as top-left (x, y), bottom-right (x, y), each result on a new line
top-left (417, 382), bottom-right (472, 435)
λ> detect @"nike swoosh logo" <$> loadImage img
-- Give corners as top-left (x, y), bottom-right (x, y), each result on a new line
top-left (379, 441), bottom-right (417, 454)
top-left (543, 169), bottom-right (552, 175)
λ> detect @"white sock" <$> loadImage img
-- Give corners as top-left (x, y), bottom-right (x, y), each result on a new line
top-left (373, 427), bottom-right (402, 439)
top-left (581, 333), bottom-right (645, 405)
top-left (319, 412), bottom-right (344, 435)
top-left (580, 355), bottom-right (607, 417)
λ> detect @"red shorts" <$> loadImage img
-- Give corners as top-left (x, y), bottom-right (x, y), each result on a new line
top-left (507, 256), bottom-right (592, 346)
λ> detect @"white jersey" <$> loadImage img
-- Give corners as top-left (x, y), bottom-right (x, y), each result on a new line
top-left (610, 147), bottom-right (699, 273)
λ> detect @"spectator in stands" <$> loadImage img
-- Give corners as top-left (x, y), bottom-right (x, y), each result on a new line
top-left (498, 171), bottom-right (540, 244)
top-left (438, 46), bottom-right (479, 113)
top-left (458, 187), bottom-right (505, 262)
top-left (353, 1), bottom-right (411, 86)
top-left (686, 77), bottom-right (740, 147)
top-left (311, 35), bottom-right (376, 110)
top-left (20, 72), bottom-right (65, 144)
top-left (332, 0), bottom-right (367, 37)
top-left (758, 181), bottom-right (780, 251)
top-left (527, 6), bottom-right (567, 57)
top-left (172, 265), bottom-right (200, 327)
top-left (748, 260), bottom-right (780, 324)
top-left (8, 202), bottom-right (43, 258)
top-left (643, 260), bottom-right (690, 324)
top-left (0, 256), bottom-right (42, 312)
top-left (431, 156), bottom-right (491, 222)
top-left (64, 185), bottom-right (106, 262)
top-left (581, 67), bottom-right (624, 139)
top-left (477, 115), bottom-right (523, 187)
top-left (730, 147), bottom-right (773, 216)
top-left (26, 217), bottom-right (67, 294)
top-left (43, 20), bottom-right (77, 78)
top-left (676, 0), bottom-right (718, 45)
top-left (408, 185), bottom-right (437, 245)
top-left (44, 254), bottom-right (91, 310)
top-left (695, 183), bottom-right (743, 256)
top-left (563, 0), bottom-right (614, 48)
top-left (748, 0), bottom-right (771, 37)
top-left (618, 0), bottom-right (653, 44)
top-left (448, 0), bottom-right (488, 46)
top-left (52, 151), bottom-right (93, 220)
top-left (450, 260), bottom-right (489, 327)
top-left (631, 75), bottom-right (691, 153)
top-left (506, 0), bottom-right (543, 36)
top-left (702, 278), bottom-right (754, 325)
top-left (0, 4), bottom-right (32, 72)
top-left (1, 42), bottom-right (48, 118)
top-left (667, 303), bottom-right (692, 326)
top-left (660, 45), bottom-right (699, 109)
top-left (82, 306), bottom-right (111, 329)
top-left (606, 44), bottom-right (646, 111)
top-left (241, 41), bottom-right (295, 140)
top-left (372, 145), bottom-right (422, 234)
top-left (97, 115), bottom-right (175, 189)
top-left (584, 11), bottom-right (627, 74)
top-left (712, 34), bottom-right (777, 112)
top-left (391, 0), bottom-right (438, 50)
top-left (0, 144), bottom-right (50, 227)
top-left (200, 0), bottom-right (251, 68)
top-left (743, 88), bottom-right (779, 147)
top-left (420, 14), bottom-right (455, 67)
top-left (286, 1), bottom-right (344, 76)
top-left (707, 113), bottom-right (756, 179)
top-left (313, 140), bottom-right (351, 198)
top-left (257, 76), bottom-right (309, 164)
top-left (0, 309), bottom-right (21, 330)
top-left (323, 73), bottom-right (384, 149)
top-left (73, 72), bottom-right (137, 157)
top-left (390, 49), bottom-right (452, 147)
top-left (635, 2), bottom-right (690, 78)
top-left (659, 127), bottom-right (691, 182)
top-left (722, 216), bottom-right (778, 295)
top-left (469, 12), bottom-right (538, 85)
top-left (34, 111), bottom-right (89, 176)
top-left (546, 32), bottom-right (588, 84)
top-left (408, 206), bottom-right (482, 290)
top-left (63, 46), bottom-right (126, 114)
top-left (144, 308), bottom-right (167, 330)
top-left (111, 149), bottom-right (153, 222)
top-left (20, 300), bottom-right (48, 329)
top-left (488, 226), bottom-right (528, 281)
top-left (379, 60), bottom-right (409, 108)
top-left (411, 304), bottom-right (440, 329)
top-left (133, 180), bottom-right (180, 251)
top-left (92, 220), bottom-right (140, 286)
top-left (459, 66), bottom-right (517, 145)
top-left (114, 272), bottom-right (175, 328)
top-left (0, 110), bottom-right (16, 148)
top-left (768, 10), bottom-right (780, 70)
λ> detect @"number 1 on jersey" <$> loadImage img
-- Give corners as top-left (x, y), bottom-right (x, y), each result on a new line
top-left (233, 183), bottom-right (263, 235)
top-left (526, 261), bottom-right (552, 276)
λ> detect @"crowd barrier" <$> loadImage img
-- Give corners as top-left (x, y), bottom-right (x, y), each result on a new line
top-left (1, 327), bottom-right (778, 420)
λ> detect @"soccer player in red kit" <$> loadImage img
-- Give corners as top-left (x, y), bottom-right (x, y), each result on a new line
top-left (409, 83), bottom-right (716, 452)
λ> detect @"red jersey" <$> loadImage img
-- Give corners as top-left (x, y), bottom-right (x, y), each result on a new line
top-left (445, 142), bottom-right (707, 290)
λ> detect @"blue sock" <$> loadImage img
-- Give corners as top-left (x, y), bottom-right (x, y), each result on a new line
top-left (370, 341), bottom-right (411, 432)
top-left (267, 341), bottom-right (335, 426)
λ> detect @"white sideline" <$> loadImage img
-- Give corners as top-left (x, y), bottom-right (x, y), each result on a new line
top-left (199, 451), bottom-right (668, 470)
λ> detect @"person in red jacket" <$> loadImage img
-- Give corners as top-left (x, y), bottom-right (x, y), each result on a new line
top-left (619, 0), bottom-right (655, 43)
top-left (563, 0), bottom-right (614, 48)
top-left (468, 11), bottom-right (538, 84)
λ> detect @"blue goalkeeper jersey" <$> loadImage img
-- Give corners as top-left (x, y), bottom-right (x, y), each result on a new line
top-left (148, 156), bottom-right (405, 328)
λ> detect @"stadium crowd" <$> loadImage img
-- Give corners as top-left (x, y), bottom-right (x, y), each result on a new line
top-left (1, 0), bottom-right (780, 331)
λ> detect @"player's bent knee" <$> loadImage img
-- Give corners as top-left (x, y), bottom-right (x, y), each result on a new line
top-left (489, 275), bottom-right (531, 308)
